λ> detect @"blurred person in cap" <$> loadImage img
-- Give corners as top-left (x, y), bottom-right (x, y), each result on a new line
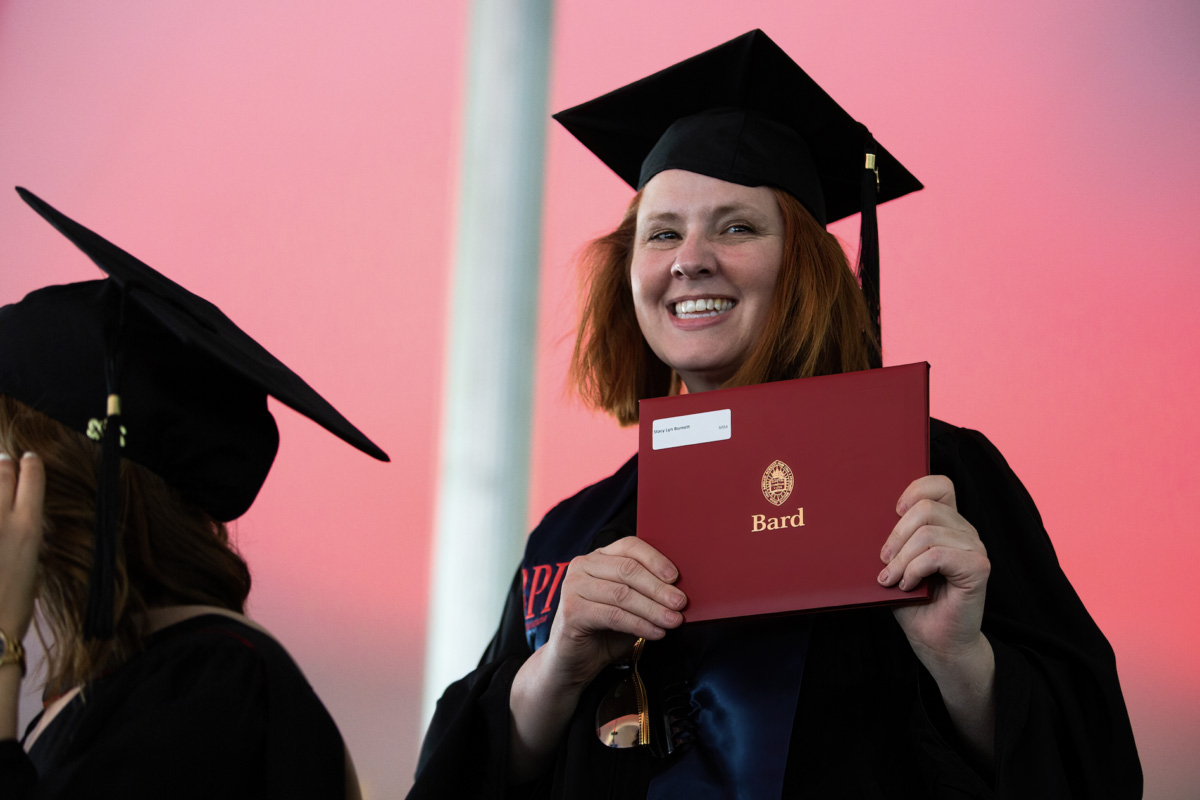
top-left (411, 31), bottom-right (1139, 799)
top-left (0, 189), bottom-right (388, 798)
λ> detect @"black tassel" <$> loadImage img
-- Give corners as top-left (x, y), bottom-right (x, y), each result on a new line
top-left (84, 397), bottom-right (120, 640)
top-left (859, 139), bottom-right (882, 369)
top-left (84, 284), bottom-right (128, 641)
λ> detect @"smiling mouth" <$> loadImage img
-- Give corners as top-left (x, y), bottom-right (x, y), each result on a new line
top-left (672, 298), bottom-right (736, 319)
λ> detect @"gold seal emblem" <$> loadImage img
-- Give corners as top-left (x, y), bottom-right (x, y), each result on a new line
top-left (761, 460), bottom-right (794, 506)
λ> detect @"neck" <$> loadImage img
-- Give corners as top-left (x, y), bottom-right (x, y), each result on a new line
top-left (680, 374), bottom-right (724, 393)
top-left (143, 604), bottom-right (257, 634)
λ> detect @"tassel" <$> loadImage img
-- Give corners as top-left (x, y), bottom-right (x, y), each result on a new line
top-left (84, 283), bottom-right (128, 641)
top-left (84, 394), bottom-right (120, 640)
top-left (859, 139), bottom-right (882, 369)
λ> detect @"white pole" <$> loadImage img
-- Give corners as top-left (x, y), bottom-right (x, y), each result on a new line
top-left (423, 0), bottom-right (554, 725)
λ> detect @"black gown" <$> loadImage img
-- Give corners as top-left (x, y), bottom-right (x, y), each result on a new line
top-left (0, 614), bottom-right (345, 799)
top-left (411, 419), bottom-right (1142, 799)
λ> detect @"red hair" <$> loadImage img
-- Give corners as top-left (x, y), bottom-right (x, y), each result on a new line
top-left (570, 188), bottom-right (876, 425)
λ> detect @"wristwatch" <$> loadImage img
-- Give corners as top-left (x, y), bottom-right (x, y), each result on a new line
top-left (0, 628), bottom-right (26, 677)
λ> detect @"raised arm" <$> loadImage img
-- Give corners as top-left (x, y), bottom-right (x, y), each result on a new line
top-left (508, 536), bottom-right (686, 783)
top-left (878, 474), bottom-right (996, 764)
top-left (0, 452), bottom-right (44, 742)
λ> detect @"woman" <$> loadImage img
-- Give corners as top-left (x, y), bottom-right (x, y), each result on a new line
top-left (412, 31), bottom-right (1140, 798)
top-left (0, 188), bottom-right (388, 798)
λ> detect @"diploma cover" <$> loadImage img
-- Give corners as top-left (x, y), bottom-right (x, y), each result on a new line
top-left (637, 362), bottom-right (931, 622)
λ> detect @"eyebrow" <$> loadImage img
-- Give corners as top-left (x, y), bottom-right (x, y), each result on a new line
top-left (641, 203), bottom-right (765, 225)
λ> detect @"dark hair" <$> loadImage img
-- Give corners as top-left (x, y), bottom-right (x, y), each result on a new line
top-left (0, 395), bottom-right (252, 691)
top-left (569, 187), bottom-right (876, 425)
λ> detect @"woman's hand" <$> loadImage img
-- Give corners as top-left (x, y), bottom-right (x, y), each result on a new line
top-left (878, 475), bottom-right (989, 661)
top-left (509, 536), bottom-right (685, 782)
top-left (877, 475), bottom-right (995, 762)
top-left (0, 453), bottom-right (44, 641)
top-left (541, 536), bottom-right (686, 687)
top-left (0, 452), bottom-right (45, 741)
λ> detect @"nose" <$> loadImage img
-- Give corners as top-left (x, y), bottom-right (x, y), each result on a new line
top-left (671, 234), bottom-right (717, 279)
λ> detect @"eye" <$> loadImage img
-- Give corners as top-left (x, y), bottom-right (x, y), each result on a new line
top-left (723, 222), bottom-right (756, 235)
top-left (646, 229), bottom-right (680, 242)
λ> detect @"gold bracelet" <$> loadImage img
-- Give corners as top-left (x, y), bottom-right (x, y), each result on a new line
top-left (0, 628), bottom-right (26, 677)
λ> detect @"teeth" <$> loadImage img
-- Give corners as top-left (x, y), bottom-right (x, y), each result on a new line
top-left (674, 298), bottom-right (734, 318)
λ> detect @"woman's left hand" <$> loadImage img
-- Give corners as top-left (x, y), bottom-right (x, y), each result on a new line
top-left (878, 475), bottom-right (996, 761)
top-left (878, 474), bottom-right (990, 664)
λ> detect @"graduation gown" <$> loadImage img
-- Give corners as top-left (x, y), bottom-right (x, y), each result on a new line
top-left (411, 419), bottom-right (1141, 798)
top-left (0, 614), bottom-right (345, 799)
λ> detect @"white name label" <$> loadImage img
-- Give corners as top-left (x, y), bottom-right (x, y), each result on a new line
top-left (651, 409), bottom-right (732, 450)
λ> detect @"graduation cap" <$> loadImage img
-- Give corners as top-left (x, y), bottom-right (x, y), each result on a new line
top-left (1, 187), bottom-right (389, 638)
top-left (553, 29), bottom-right (923, 368)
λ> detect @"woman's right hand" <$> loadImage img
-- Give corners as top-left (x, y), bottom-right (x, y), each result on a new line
top-left (0, 452), bottom-right (45, 742)
top-left (540, 535), bottom-right (686, 688)
top-left (0, 452), bottom-right (44, 641)
top-left (508, 536), bottom-right (685, 782)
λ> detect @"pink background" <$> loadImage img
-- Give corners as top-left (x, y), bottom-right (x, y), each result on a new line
top-left (2, 2), bottom-right (1195, 796)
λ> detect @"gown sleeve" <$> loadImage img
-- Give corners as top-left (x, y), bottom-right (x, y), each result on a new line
top-left (912, 424), bottom-right (1142, 797)
top-left (411, 458), bottom-right (638, 800)
top-left (410, 569), bottom-right (535, 799)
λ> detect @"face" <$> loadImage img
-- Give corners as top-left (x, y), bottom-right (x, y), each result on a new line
top-left (631, 170), bottom-right (784, 393)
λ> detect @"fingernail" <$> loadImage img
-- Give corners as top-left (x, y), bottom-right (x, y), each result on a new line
top-left (21, 452), bottom-right (36, 459)
top-left (877, 568), bottom-right (889, 584)
top-left (0, 453), bottom-right (11, 462)
top-left (896, 501), bottom-right (907, 514)
top-left (669, 589), bottom-right (686, 608)
top-left (880, 546), bottom-right (891, 563)
top-left (898, 578), bottom-right (908, 591)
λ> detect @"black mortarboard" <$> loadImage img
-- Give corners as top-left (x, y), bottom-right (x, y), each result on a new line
top-left (553, 29), bottom-right (923, 366)
top-left (1, 187), bottom-right (389, 637)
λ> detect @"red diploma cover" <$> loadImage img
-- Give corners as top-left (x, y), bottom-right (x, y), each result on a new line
top-left (637, 362), bottom-right (931, 622)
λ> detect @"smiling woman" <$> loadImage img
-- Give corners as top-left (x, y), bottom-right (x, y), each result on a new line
top-left (631, 171), bottom-right (785, 393)
top-left (410, 29), bottom-right (1140, 799)
top-left (572, 179), bottom-right (875, 425)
